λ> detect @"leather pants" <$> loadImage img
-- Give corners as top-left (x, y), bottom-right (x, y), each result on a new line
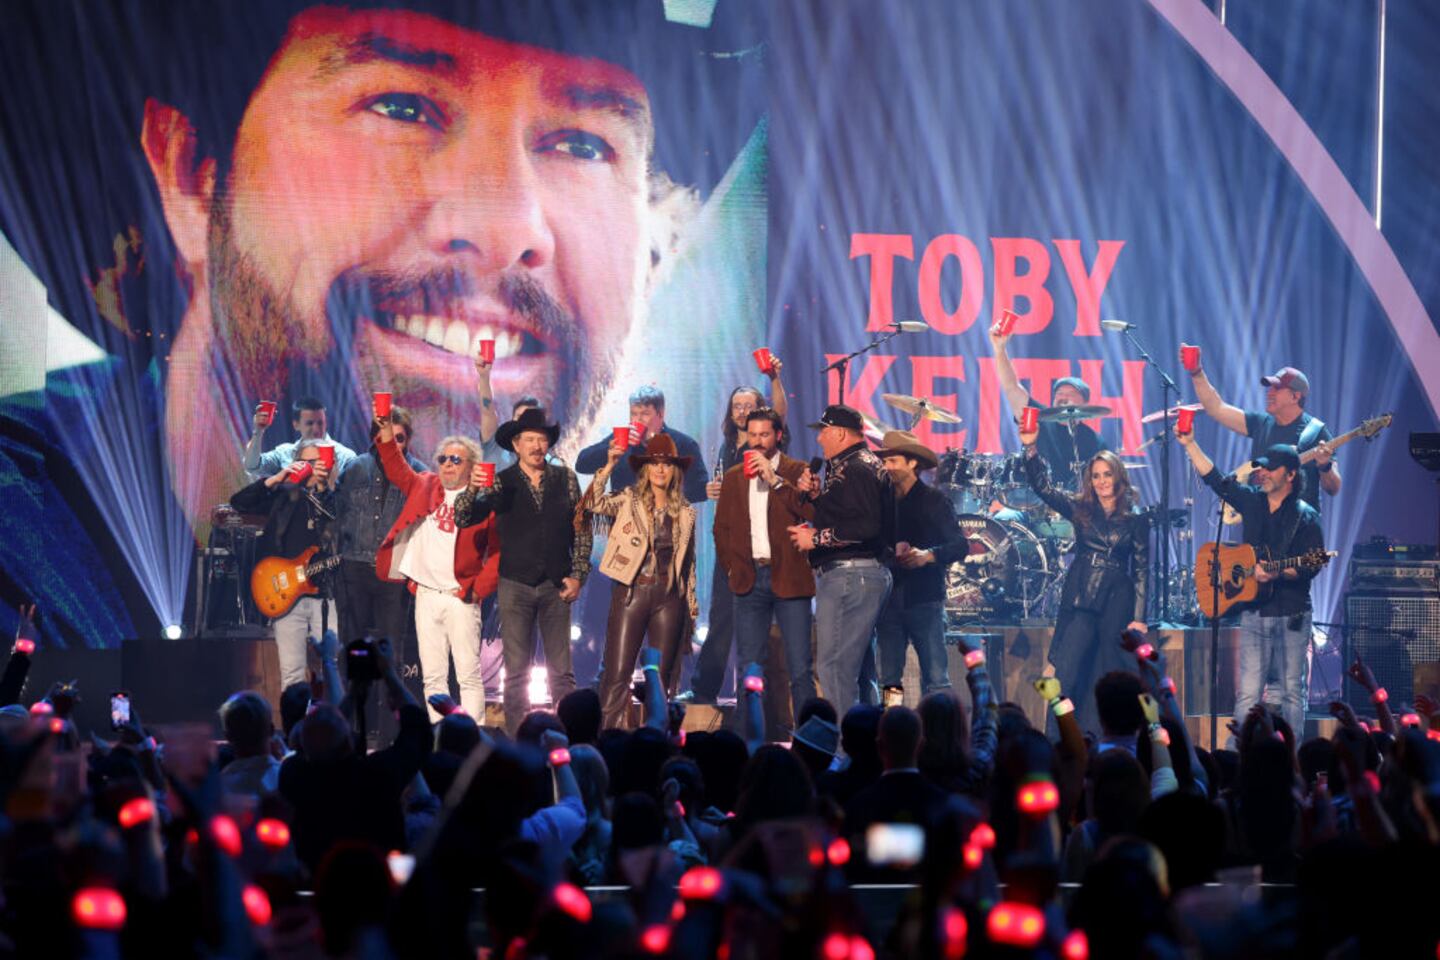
top-left (599, 577), bottom-right (686, 729)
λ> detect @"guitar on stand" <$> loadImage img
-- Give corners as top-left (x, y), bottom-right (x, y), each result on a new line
top-left (1221, 414), bottom-right (1393, 525)
top-left (1194, 543), bottom-right (1336, 618)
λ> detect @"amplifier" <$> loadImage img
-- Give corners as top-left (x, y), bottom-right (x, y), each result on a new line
top-left (1344, 595), bottom-right (1440, 710)
top-left (1348, 559), bottom-right (1440, 596)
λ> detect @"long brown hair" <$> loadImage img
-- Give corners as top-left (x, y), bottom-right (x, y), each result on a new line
top-left (634, 461), bottom-right (686, 518)
top-left (1071, 450), bottom-right (1137, 524)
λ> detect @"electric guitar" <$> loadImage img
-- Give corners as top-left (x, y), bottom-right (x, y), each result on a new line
top-left (1194, 543), bottom-right (1336, 619)
top-left (1222, 413), bottom-right (1392, 525)
top-left (250, 545), bottom-right (342, 619)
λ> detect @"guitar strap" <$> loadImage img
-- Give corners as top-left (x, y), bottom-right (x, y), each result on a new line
top-left (1297, 415), bottom-right (1325, 451)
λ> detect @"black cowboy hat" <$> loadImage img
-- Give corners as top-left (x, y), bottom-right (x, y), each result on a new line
top-left (495, 408), bottom-right (561, 453)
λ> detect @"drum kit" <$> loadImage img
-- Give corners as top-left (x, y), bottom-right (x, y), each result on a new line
top-left (877, 394), bottom-right (1181, 624)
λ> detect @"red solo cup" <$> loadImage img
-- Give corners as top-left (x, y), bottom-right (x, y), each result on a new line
top-left (474, 462), bottom-right (495, 488)
top-left (287, 462), bottom-right (314, 485)
top-left (612, 426), bottom-right (631, 449)
top-left (1020, 406), bottom-right (1040, 434)
top-left (991, 308), bottom-right (1018, 337)
top-left (257, 400), bottom-right (277, 425)
top-left (630, 420), bottom-right (647, 444)
top-left (1181, 343), bottom-right (1201, 373)
top-left (372, 392), bottom-right (392, 417)
top-left (314, 446), bottom-right (336, 471)
top-left (743, 450), bottom-right (762, 477)
top-left (752, 347), bottom-right (773, 374)
top-left (1176, 407), bottom-right (1196, 435)
top-left (478, 339), bottom-right (496, 364)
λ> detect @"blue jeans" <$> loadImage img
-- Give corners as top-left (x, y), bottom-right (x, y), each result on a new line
top-left (876, 596), bottom-right (951, 696)
top-left (734, 565), bottom-right (815, 716)
top-left (1236, 609), bottom-right (1310, 736)
top-left (814, 561), bottom-right (891, 709)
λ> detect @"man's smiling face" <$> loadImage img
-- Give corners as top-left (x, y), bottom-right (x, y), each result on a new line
top-left (208, 7), bottom-right (653, 442)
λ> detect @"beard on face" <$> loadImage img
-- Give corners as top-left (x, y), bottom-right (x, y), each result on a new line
top-left (207, 189), bottom-right (624, 446)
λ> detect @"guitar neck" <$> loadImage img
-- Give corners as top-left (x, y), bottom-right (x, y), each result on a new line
top-left (304, 555), bottom-right (339, 577)
top-left (1296, 425), bottom-right (1364, 465)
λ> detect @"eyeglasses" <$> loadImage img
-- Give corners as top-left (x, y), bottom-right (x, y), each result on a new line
top-left (436, 454), bottom-right (467, 466)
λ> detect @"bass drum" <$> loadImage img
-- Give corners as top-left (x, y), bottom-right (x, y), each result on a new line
top-left (945, 515), bottom-right (1051, 620)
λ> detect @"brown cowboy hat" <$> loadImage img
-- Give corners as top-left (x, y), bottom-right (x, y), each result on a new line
top-left (628, 433), bottom-right (694, 473)
top-left (875, 430), bottom-right (939, 470)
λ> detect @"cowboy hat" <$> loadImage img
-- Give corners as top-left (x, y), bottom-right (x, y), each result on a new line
top-left (875, 430), bottom-right (939, 470)
top-left (494, 407), bottom-right (561, 452)
top-left (628, 433), bottom-right (694, 473)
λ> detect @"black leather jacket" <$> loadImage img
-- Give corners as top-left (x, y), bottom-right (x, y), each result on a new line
top-left (1024, 450), bottom-right (1148, 622)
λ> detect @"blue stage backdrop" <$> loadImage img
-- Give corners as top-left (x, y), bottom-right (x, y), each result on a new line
top-left (1, 1), bottom-right (1437, 689)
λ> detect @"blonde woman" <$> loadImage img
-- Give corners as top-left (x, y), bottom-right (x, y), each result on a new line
top-left (582, 434), bottom-right (700, 729)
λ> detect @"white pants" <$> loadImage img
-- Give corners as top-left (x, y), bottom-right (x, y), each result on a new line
top-left (414, 586), bottom-right (484, 722)
top-left (272, 596), bottom-right (337, 693)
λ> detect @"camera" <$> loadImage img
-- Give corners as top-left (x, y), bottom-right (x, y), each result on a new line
top-left (345, 639), bottom-right (380, 683)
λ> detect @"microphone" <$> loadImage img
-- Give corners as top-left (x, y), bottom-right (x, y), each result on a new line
top-left (1100, 319), bottom-right (1135, 332)
top-left (808, 457), bottom-right (823, 474)
top-left (890, 320), bottom-right (930, 333)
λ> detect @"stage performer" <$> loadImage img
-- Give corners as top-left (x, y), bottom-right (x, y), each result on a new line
top-left (243, 396), bottom-right (356, 480)
top-left (374, 416), bottom-right (499, 722)
top-left (229, 440), bottom-right (339, 691)
top-left (874, 430), bottom-right (967, 699)
top-left (1018, 422), bottom-right (1148, 734)
top-left (685, 364), bottom-right (790, 705)
top-left (456, 408), bottom-right (590, 734)
top-left (990, 325), bottom-right (1108, 488)
top-left (576, 386), bottom-right (709, 502)
top-left (582, 434), bottom-right (699, 729)
top-left (1184, 352), bottom-right (1340, 514)
top-left (779, 405), bottom-right (892, 710)
top-left (1177, 433), bottom-right (1324, 737)
top-left (711, 408), bottom-right (816, 723)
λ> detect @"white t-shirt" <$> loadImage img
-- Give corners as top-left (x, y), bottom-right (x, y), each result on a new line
top-left (399, 486), bottom-right (462, 592)
top-left (748, 452), bottom-right (780, 561)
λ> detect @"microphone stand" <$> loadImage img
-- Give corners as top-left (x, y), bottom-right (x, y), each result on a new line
top-left (820, 326), bottom-right (907, 405)
top-left (1114, 326), bottom-right (1179, 623)
top-left (1206, 493), bottom-right (1226, 750)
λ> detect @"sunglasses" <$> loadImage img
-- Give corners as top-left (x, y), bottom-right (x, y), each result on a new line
top-left (436, 454), bottom-right (467, 466)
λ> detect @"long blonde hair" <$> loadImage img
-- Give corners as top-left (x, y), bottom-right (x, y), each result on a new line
top-left (634, 461), bottom-right (686, 518)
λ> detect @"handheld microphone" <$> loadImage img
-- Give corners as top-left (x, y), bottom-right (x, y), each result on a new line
top-left (1100, 319), bottom-right (1135, 332)
top-left (890, 320), bottom-right (930, 333)
top-left (808, 457), bottom-right (823, 474)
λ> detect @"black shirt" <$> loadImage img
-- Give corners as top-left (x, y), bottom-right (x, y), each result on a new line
top-left (1244, 410), bottom-right (1333, 515)
top-left (809, 442), bottom-right (893, 567)
top-left (888, 478), bottom-right (966, 607)
top-left (1029, 398), bottom-right (1108, 488)
top-left (1201, 468), bottom-right (1325, 616)
top-left (229, 477), bottom-right (335, 559)
top-left (575, 425), bottom-right (709, 503)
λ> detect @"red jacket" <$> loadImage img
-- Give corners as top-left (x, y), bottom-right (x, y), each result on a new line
top-left (374, 438), bottom-right (499, 603)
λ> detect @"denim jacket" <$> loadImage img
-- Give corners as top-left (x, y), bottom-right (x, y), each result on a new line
top-left (334, 448), bottom-right (429, 563)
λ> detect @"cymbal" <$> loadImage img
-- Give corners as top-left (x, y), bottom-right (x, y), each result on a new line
top-left (1140, 403), bottom-right (1202, 425)
top-left (880, 393), bottom-right (962, 424)
top-left (859, 411), bottom-right (891, 442)
top-left (1037, 403), bottom-right (1110, 423)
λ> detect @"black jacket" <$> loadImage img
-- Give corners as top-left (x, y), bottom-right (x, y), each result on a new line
top-left (887, 478), bottom-right (966, 606)
top-left (1025, 451), bottom-right (1148, 622)
top-left (230, 477), bottom-right (335, 559)
top-left (1201, 467), bottom-right (1324, 616)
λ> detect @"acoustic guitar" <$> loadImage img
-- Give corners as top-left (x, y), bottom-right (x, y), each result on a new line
top-left (1194, 542), bottom-right (1336, 619)
top-left (1222, 414), bottom-right (1392, 525)
top-left (250, 545), bottom-right (342, 619)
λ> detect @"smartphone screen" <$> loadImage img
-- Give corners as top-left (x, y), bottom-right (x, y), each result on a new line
top-left (110, 693), bottom-right (131, 729)
top-left (865, 823), bottom-right (925, 868)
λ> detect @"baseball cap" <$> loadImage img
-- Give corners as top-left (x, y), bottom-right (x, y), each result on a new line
top-left (1259, 367), bottom-right (1310, 395)
top-left (807, 404), bottom-right (865, 432)
top-left (1251, 444), bottom-right (1301, 472)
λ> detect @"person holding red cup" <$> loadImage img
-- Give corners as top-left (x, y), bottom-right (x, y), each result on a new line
top-left (575, 386), bottom-right (709, 503)
top-left (242, 396), bottom-right (357, 481)
top-left (228, 437), bottom-right (342, 691)
top-left (1017, 412), bottom-right (1149, 736)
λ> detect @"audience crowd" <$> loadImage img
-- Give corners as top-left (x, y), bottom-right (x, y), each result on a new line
top-left (4, 608), bottom-right (1440, 959)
